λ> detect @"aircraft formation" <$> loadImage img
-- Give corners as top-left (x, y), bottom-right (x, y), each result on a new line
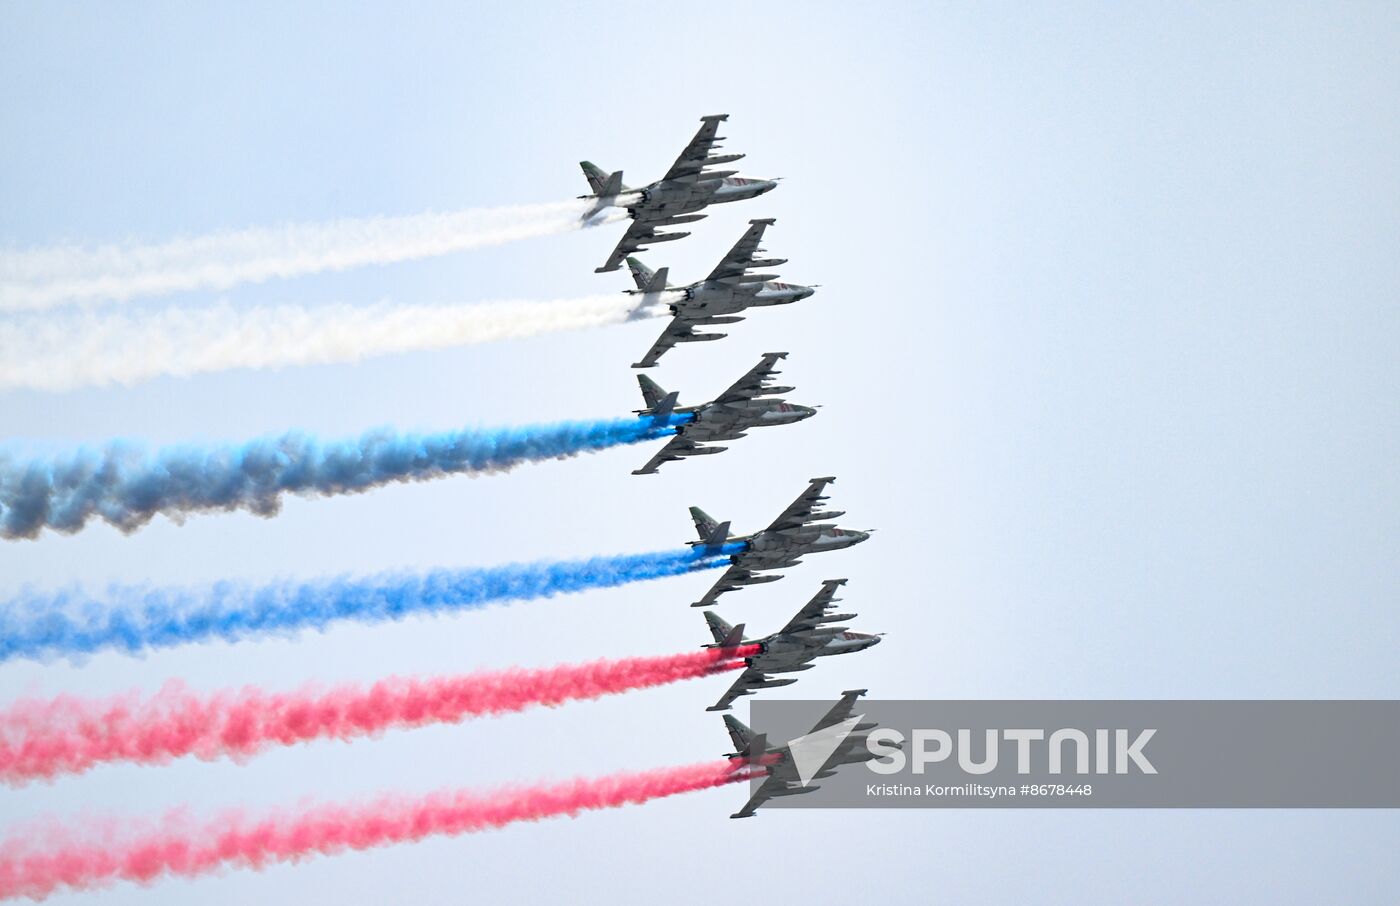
top-left (0, 114), bottom-right (894, 898)
top-left (583, 114), bottom-right (889, 817)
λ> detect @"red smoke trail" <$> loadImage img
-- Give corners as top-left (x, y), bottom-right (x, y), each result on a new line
top-left (0, 760), bottom-right (758, 900)
top-left (0, 646), bottom-right (757, 784)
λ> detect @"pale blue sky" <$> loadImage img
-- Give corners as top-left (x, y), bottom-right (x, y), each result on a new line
top-left (1, 2), bottom-right (1398, 902)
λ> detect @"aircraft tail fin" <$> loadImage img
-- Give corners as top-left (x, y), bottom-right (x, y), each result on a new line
top-left (636, 375), bottom-right (678, 424)
top-left (704, 611), bottom-right (746, 648)
top-left (626, 257), bottom-right (654, 291)
top-left (580, 161), bottom-right (624, 197)
top-left (723, 714), bottom-right (753, 753)
top-left (637, 374), bottom-right (668, 410)
top-left (644, 265), bottom-right (669, 294)
top-left (690, 506), bottom-right (730, 547)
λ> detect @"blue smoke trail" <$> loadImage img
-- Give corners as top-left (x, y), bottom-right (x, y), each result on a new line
top-left (0, 545), bottom-right (743, 663)
top-left (0, 415), bottom-right (690, 540)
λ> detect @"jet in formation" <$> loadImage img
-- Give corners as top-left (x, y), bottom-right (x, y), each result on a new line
top-left (631, 351), bottom-right (815, 475)
top-left (687, 476), bottom-right (872, 608)
top-left (702, 578), bottom-right (882, 711)
top-left (724, 689), bottom-right (894, 818)
top-left (624, 218), bottom-right (816, 368)
top-left (579, 114), bottom-right (778, 274)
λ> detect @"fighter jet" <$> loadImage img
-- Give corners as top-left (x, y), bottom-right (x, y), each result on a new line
top-left (702, 579), bottom-right (882, 711)
top-left (631, 352), bottom-right (815, 475)
top-left (625, 218), bottom-right (816, 368)
top-left (687, 476), bottom-right (872, 608)
top-left (579, 114), bottom-right (778, 273)
top-left (724, 689), bottom-right (895, 818)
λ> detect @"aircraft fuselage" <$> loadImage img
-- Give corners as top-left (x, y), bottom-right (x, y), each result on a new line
top-left (681, 399), bottom-right (815, 443)
top-left (626, 176), bottom-right (776, 220)
top-left (732, 525), bottom-right (871, 570)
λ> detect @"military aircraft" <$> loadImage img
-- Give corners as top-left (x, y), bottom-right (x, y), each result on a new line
top-left (724, 689), bottom-right (895, 818)
top-left (687, 476), bottom-right (872, 608)
top-left (702, 579), bottom-right (882, 711)
top-left (624, 218), bottom-right (816, 368)
top-left (579, 114), bottom-right (778, 273)
top-left (631, 352), bottom-right (815, 475)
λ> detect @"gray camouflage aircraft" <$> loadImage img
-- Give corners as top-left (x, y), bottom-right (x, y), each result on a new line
top-left (702, 579), bottom-right (882, 711)
top-left (631, 352), bottom-right (815, 475)
top-left (624, 218), bottom-right (816, 368)
top-left (687, 476), bottom-right (872, 608)
top-left (724, 689), bottom-right (895, 818)
top-left (579, 113), bottom-right (778, 274)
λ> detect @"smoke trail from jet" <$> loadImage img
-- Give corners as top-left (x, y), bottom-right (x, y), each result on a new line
top-left (0, 294), bottom-right (666, 393)
top-left (0, 546), bottom-right (739, 663)
top-left (0, 414), bottom-right (685, 540)
top-left (0, 646), bottom-right (759, 783)
top-left (0, 200), bottom-right (623, 312)
top-left (0, 760), bottom-right (753, 900)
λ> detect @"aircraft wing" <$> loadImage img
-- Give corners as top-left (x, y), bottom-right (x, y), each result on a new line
top-left (633, 314), bottom-right (737, 368)
top-left (777, 579), bottom-right (850, 635)
top-left (807, 688), bottom-right (869, 734)
top-left (597, 219), bottom-right (692, 274)
top-left (661, 114), bottom-right (729, 183)
top-left (691, 562), bottom-right (763, 608)
top-left (713, 351), bottom-right (788, 404)
top-left (764, 476), bottom-right (838, 533)
top-left (633, 435), bottom-right (706, 475)
top-left (705, 218), bottom-right (775, 282)
top-left (730, 773), bottom-right (802, 819)
top-left (708, 666), bottom-right (769, 712)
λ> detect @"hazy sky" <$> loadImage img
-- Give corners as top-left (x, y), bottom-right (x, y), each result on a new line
top-left (1, 2), bottom-right (1397, 902)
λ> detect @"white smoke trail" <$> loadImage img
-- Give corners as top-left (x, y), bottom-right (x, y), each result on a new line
top-left (0, 294), bottom-right (670, 392)
top-left (0, 200), bottom-right (624, 312)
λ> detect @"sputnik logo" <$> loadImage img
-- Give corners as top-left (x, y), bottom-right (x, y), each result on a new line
top-left (787, 715), bottom-right (864, 787)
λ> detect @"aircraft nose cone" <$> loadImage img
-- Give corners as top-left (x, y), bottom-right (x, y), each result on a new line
top-left (867, 635), bottom-right (882, 648)
top-left (761, 180), bottom-right (778, 194)
top-left (795, 405), bottom-right (818, 420)
top-left (851, 530), bottom-right (871, 545)
top-left (797, 286), bottom-right (816, 300)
